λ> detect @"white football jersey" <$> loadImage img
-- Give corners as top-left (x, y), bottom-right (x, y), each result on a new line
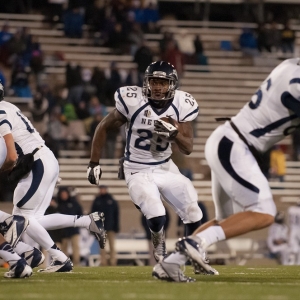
top-left (0, 101), bottom-right (45, 155)
top-left (115, 86), bottom-right (199, 167)
top-left (232, 58), bottom-right (300, 153)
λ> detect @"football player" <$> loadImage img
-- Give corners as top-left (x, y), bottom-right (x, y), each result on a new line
top-left (0, 83), bottom-right (106, 272)
top-left (287, 201), bottom-right (300, 264)
top-left (87, 61), bottom-right (204, 281)
top-left (153, 58), bottom-right (300, 282)
top-left (0, 134), bottom-right (32, 278)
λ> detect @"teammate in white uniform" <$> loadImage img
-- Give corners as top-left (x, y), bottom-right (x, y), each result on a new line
top-left (287, 202), bottom-right (300, 264)
top-left (0, 134), bottom-right (32, 278)
top-left (87, 61), bottom-right (202, 272)
top-left (0, 83), bottom-right (106, 272)
top-left (153, 58), bottom-right (300, 282)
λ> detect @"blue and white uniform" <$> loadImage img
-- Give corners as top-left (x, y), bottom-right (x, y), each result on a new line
top-left (115, 86), bottom-right (202, 222)
top-left (0, 101), bottom-right (59, 218)
top-left (205, 58), bottom-right (300, 220)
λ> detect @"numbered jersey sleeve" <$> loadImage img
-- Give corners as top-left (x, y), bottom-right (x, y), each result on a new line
top-left (174, 90), bottom-right (199, 123)
top-left (114, 86), bottom-right (143, 119)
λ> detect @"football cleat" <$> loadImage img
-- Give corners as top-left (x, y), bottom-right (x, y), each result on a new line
top-left (21, 247), bottom-right (45, 268)
top-left (89, 212), bottom-right (106, 249)
top-left (37, 258), bottom-right (73, 273)
top-left (152, 260), bottom-right (195, 283)
top-left (4, 258), bottom-right (32, 278)
top-left (2, 215), bottom-right (29, 248)
top-left (176, 236), bottom-right (219, 275)
top-left (151, 230), bottom-right (167, 262)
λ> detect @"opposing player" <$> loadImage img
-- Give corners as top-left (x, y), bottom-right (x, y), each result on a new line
top-left (0, 83), bottom-right (106, 272)
top-left (0, 134), bottom-right (32, 278)
top-left (153, 58), bottom-right (300, 282)
top-left (87, 61), bottom-right (204, 280)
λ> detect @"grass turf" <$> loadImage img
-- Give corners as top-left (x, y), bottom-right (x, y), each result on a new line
top-left (1, 265), bottom-right (300, 300)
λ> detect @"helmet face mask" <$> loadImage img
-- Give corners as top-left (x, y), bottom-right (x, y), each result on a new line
top-left (143, 61), bottom-right (178, 109)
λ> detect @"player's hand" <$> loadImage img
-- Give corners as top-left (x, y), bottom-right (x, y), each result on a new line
top-left (154, 119), bottom-right (178, 141)
top-left (87, 162), bottom-right (102, 185)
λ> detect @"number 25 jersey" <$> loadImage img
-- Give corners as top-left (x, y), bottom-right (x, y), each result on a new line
top-left (232, 58), bottom-right (300, 153)
top-left (115, 86), bottom-right (199, 167)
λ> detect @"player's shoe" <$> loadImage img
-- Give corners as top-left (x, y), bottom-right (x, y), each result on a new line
top-left (151, 230), bottom-right (167, 262)
top-left (1, 215), bottom-right (29, 248)
top-left (37, 258), bottom-right (73, 273)
top-left (89, 212), bottom-right (106, 249)
top-left (4, 258), bottom-right (33, 278)
top-left (176, 236), bottom-right (219, 275)
top-left (21, 247), bottom-right (45, 268)
top-left (152, 260), bottom-right (195, 282)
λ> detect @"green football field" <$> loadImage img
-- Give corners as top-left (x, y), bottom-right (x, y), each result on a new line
top-left (1, 265), bottom-right (300, 300)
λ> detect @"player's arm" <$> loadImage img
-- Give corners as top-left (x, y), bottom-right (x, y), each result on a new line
top-left (1, 133), bottom-right (17, 172)
top-left (87, 109), bottom-right (127, 185)
top-left (173, 121), bottom-right (194, 155)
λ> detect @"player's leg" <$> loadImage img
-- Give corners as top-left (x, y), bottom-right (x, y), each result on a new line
top-left (0, 233), bottom-right (32, 278)
top-left (13, 151), bottom-right (72, 272)
top-left (124, 169), bottom-right (167, 262)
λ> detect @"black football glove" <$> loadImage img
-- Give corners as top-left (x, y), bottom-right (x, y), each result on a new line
top-left (8, 153), bottom-right (34, 183)
top-left (87, 161), bottom-right (102, 185)
top-left (154, 119), bottom-right (178, 141)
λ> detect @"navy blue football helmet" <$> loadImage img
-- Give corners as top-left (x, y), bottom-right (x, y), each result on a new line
top-left (143, 61), bottom-right (178, 108)
top-left (0, 82), bottom-right (4, 101)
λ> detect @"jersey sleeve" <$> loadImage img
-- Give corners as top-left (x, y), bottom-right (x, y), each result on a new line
top-left (282, 78), bottom-right (300, 117)
top-left (178, 91), bottom-right (199, 122)
top-left (0, 109), bottom-right (12, 136)
top-left (114, 86), bottom-right (142, 120)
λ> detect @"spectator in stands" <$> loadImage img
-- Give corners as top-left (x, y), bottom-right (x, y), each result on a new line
top-left (6, 29), bottom-right (27, 66)
top-left (63, 6), bottom-right (84, 38)
top-left (28, 91), bottom-right (49, 137)
top-left (256, 23), bottom-right (272, 53)
top-left (281, 21), bottom-right (295, 53)
top-left (134, 39), bottom-right (153, 79)
top-left (159, 31), bottom-right (174, 56)
top-left (291, 127), bottom-right (300, 161)
top-left (141, 209), bottom-right (170, 266)
top-left (43, 132), bottom-right (60, 158)
top-left (105, 22), bottom-right (128, 54)
top-left (66, 63), bottom-right (82, 89)
top-left (91, 185), bottom-right (119, 266)
top-left (176, 29), bottom-right (195, 64)
top-left (0, 23), bottom-right (13, 66)
top-left (269, 145), bottom-right (286, 183)
top-left (268, 21), bottom-right (281, 53)
top-left (57, 186), bottom-right (83, 266)
top-left (287, 201), bottom-right (300, 265)
top-left (106, 62), bottom-right (123, 106)
top-left (161, 40), bottom-right (184, 78)
top-left (91, 66), bottom-right (109, 106)
top-left (128, 22), bottom-right (144, 56)
top-left (0, 67), bottom-right (6, 88)
top-left (193, 35), bottom-right (209, 71)
top-left (239, 27), bottom-right (259, 57)
top-left (142, 1), bottom-right (160, 33)
top-left (10, 59), bottom-right (32, 97)
top-left (267, 211), bottom-right (289, 265)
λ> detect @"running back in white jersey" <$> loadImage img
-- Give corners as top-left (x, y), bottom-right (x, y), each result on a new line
top-left (232, 58), bottom-right (300, 153)
top-left (288, 205), bottom-right (300, 227)
top-left (0, 101), bottom-right (45, 155)
top-left (115, 86), bottom-right (199, 168)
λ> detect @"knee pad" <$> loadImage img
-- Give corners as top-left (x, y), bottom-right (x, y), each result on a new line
top-left (181, 202), bottom-right (203, 223)
top-left (146, 215), bottom-right (166, 232)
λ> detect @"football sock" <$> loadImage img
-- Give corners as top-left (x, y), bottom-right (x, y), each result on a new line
top-left (164, 251), bottom-right (187, 265)
top-left (185, 220), bottom-right (201, 236)
top-left (0, 242), bottom-right (22, 266)
top-left (195, 225), bottom-right (226, 249)
top-left (25, 218), bottom-right (68, 261)
top-left (38, 214), bottom-right (90, 230)
top-left (0, 211), bottom-right (11, 223)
